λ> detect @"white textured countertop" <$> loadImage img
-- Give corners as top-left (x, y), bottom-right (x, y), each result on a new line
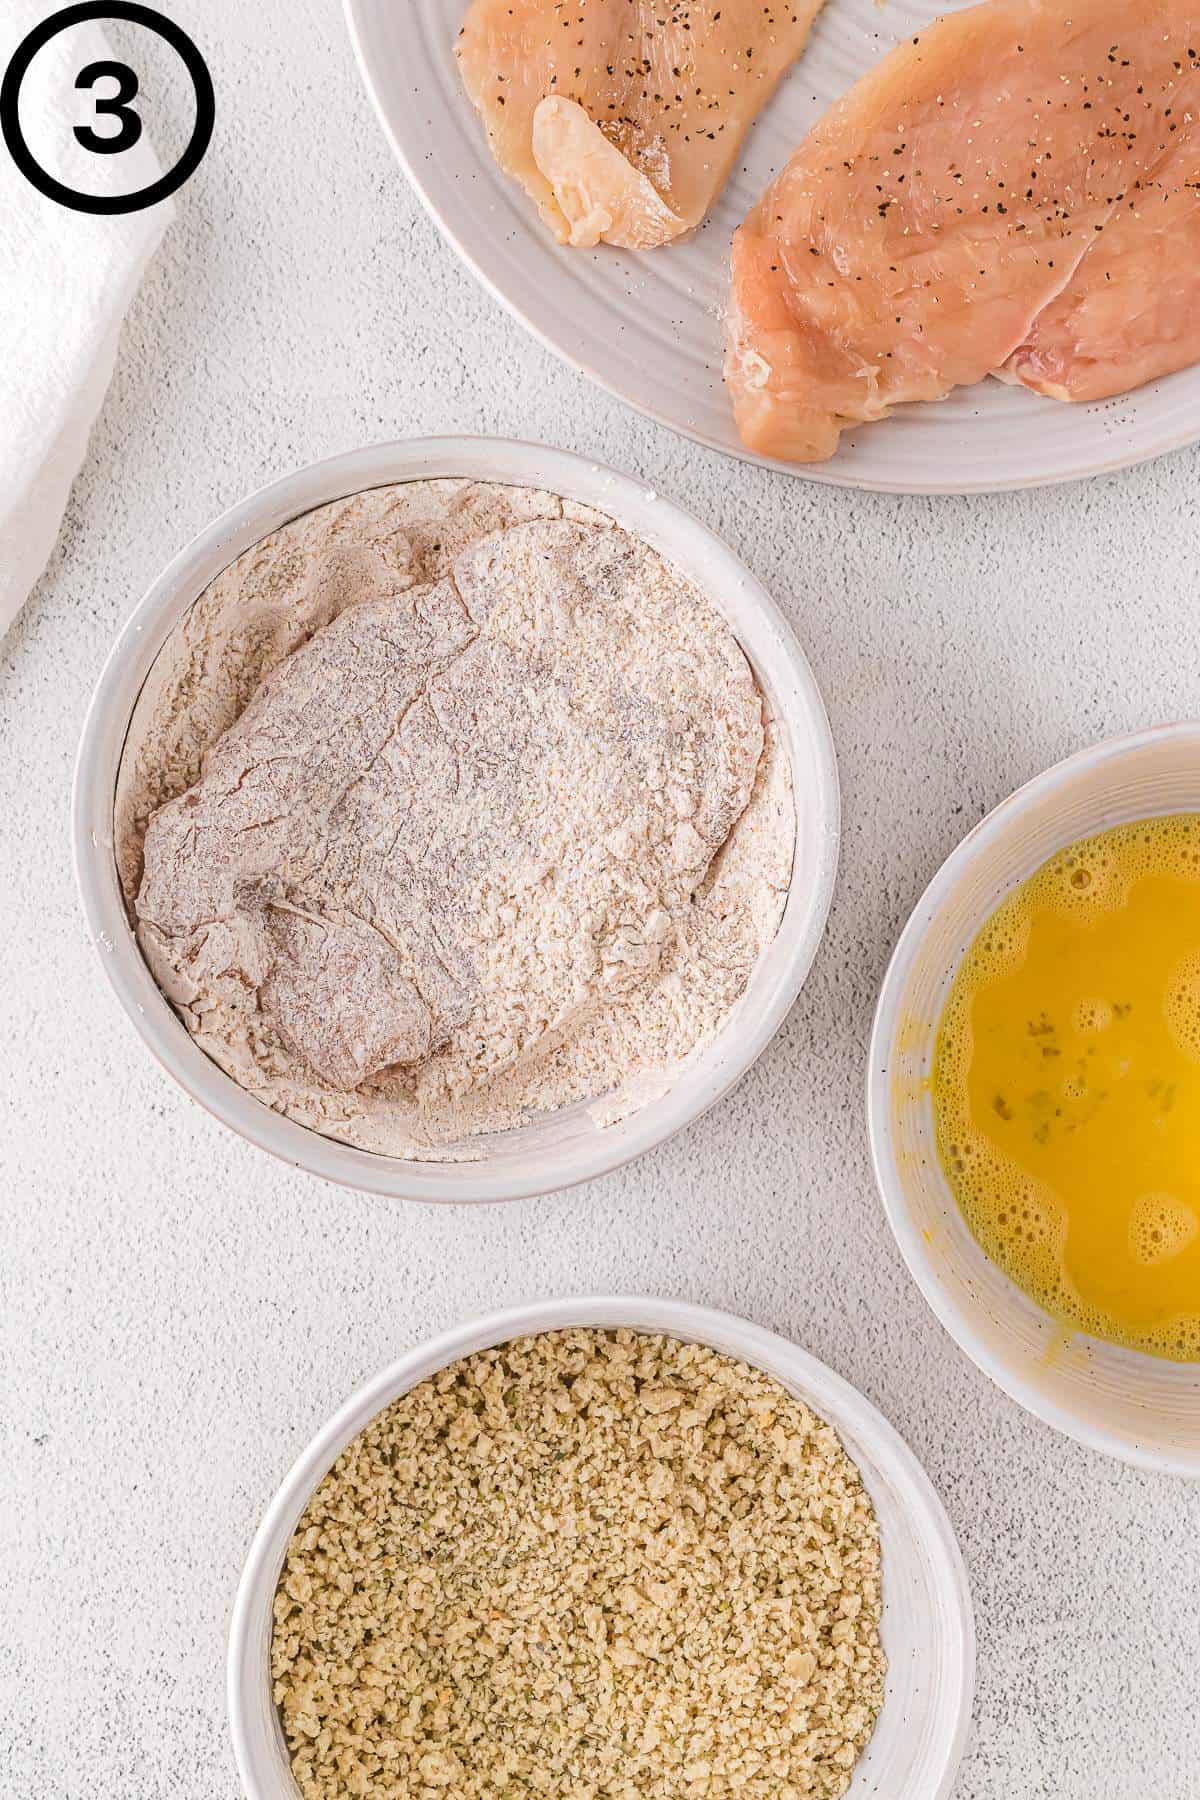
top-left (3, 3), bottom-right (1200, 1795)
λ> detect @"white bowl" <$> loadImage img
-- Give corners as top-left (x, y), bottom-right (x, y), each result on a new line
top-left (869, 722), bottom-right (1200, 1476)
top-left (72, 437), bottom-right (838, 1204)
top-left (228, 1296), bottom-right (975, 1800)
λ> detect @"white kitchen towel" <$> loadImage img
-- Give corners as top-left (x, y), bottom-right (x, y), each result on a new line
top-left (0, 3), bottom-right (175, 638)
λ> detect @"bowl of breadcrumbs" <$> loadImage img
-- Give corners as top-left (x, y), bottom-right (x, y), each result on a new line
top-left (230, 1298), bottom-right (973, 1800)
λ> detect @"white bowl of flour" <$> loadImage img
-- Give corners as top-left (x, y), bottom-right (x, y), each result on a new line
top-left (74, 439), bottom-right (838, 1200)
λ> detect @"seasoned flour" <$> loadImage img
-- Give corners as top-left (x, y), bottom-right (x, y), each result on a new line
top-left (116, 481), bottom-right (794, 1158)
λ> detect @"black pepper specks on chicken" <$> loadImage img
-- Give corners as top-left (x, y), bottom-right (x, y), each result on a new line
top-left (457, 0), bottom-right (830, 246)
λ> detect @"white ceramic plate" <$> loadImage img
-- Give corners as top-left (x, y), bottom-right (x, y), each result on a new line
top-left (229, 1298), bottom-right (975, 1800)
top-left (345, 0), bottom-right (1200, 494)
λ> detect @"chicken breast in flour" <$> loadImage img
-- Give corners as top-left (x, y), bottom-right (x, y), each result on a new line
top-left (136, 519), bottom-right (763, 1093)
top-left (726, 0), bottom-right (1200, 461)
top-left (121, 482), bottom-right (795, 1160)
top-left (456, 0), bottom-right (829, 249)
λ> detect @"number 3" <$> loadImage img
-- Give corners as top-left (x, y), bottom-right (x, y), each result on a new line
top-left (74, 60), bottom-right (142, 155)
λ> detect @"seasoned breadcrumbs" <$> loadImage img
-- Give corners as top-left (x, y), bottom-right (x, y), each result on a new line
top-left (271, 1328), bottom-right (886, 1798)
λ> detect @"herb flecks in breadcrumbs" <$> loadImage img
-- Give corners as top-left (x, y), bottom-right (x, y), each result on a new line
top-left (272, 1328), bottom-right (886, 1797)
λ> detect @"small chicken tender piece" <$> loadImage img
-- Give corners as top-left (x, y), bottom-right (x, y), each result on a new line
top-left (457, 0), bottom-right (829, 248)
top-left (532, 96), bottom-right (685, 248)
top-left (726, 0), bottom-right (1200, 461)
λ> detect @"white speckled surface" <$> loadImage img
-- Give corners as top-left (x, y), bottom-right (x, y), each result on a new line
top-left (3, 3), bottom-right (1200, 1795)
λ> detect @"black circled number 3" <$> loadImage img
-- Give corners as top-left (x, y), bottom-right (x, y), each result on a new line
top-left (74, 60), bottom-right (142, 154)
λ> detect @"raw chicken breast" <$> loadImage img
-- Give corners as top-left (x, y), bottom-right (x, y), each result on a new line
top-left (1002, 134), bottom-right (1200, 401)
top-left (726, 0), bottom-right (1200, 461)
top-left (457, 0), bottom-right (829, 250)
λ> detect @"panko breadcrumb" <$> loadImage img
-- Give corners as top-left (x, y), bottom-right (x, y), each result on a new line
top-left (271, 1328), bottom-right (886, 1798)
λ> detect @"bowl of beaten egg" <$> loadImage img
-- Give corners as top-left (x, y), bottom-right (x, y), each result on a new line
top-left (870, 722), bottom-right (1200, 1476)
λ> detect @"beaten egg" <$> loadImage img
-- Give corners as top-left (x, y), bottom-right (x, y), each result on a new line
top-left (932, 814), bottom-right (1200, 1361)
